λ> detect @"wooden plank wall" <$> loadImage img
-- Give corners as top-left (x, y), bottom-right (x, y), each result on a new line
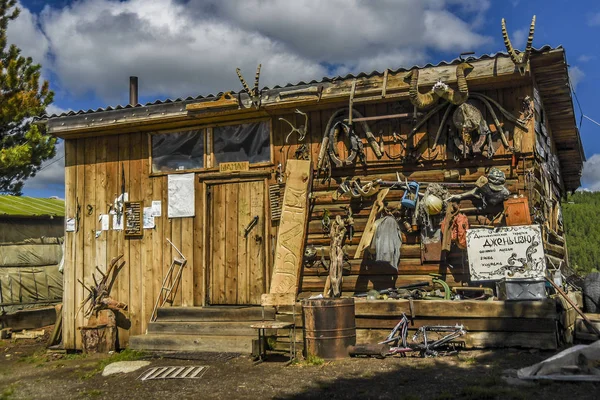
top-left (62, 134), bottom-right (205, 349)
top-left (275, 299), bottom-right (560, 350)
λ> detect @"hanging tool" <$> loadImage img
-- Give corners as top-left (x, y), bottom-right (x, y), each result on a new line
top-left (244, 216), bottom-right (259, 238)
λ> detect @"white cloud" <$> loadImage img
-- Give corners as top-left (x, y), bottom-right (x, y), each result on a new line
top-left (45, 103), bottom-right (70, 116)
top-left (569, 66), bottom-right (585, 90)
top-left (582, 154), bottom-right (600, 191)
top-left (6, 2), bottom-right (49, 65)
top-left (588, 12), bottom-right (600, 26)
top-left (511, 28), bottom-right (527, 50)
top-left (25, 0), bottom-right (492, 104)
top-left (578, 54), bottom-right (595, 63)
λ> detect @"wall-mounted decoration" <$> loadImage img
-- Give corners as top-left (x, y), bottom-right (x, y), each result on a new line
top-left (167, 173), bottom-right (195, 218)
top-left (124, 201), bottom-right (143, 237)
top-left (316, 107), bottom-right (382, 181)
top-left (406, 61), bottom-right (528, 160)
top-left (466, 225), bottom-right (546, 281)
top-left (502, 15), bottom-right (536, 75)
top-left (447, 168), bottom-right (510, 208)
top-left (236, 64), bottom-right (262, 109)
top-left (269, 183), bottom-right (285, 221)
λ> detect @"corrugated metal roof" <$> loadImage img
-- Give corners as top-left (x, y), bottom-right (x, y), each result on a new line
top-left (0, 196), bottom-right (65, 217)
top-left (38, 46), bottom-right (560, 120)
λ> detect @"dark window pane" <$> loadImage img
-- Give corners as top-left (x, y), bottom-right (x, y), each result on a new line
top-left (213, 121), bottom-right (270, 165)
top-left (151, 130), bottom-right (204, 173)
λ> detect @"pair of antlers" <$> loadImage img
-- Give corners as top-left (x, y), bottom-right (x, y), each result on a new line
top-left (236, 64), bottom-right (261, 108)
top-left (502, 15), bottom-right (536, 75)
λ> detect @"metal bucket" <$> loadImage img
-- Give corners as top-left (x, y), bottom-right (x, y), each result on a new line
top-left (302, 297), bottom-right (356, 359)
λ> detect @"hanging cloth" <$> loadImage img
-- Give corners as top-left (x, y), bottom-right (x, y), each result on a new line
top-left (370, 215), bottom-right (402, 269)
top-left (452, 213), bottom-right (469, 250)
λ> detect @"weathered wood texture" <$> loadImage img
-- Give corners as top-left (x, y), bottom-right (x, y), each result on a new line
top-left (63, 80), bottom-right (558, 350)
top-left (269, 160), bottom-right (312, 294)
top-left (63, 135), bottom-right (202, 349)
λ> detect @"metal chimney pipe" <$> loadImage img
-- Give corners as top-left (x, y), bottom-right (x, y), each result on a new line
top-left (129, 76), bottom-right (138, 105)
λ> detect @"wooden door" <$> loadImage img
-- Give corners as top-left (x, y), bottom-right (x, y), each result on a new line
top-left (208, 180), bottom-right (267, 305)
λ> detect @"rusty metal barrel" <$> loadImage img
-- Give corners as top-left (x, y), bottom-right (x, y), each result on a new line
top-left (302, 297), bottom-right (356, 359)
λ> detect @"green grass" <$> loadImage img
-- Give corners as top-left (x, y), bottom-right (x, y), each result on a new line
top-left (304, 354), bottom-right (325, 366)
top-left (80, 349), bottom-right (146, 379)
top-left (18, 350), bottom-right (48, 365)
top-left (460, 356), bottom-right (477, 365)
top-left (0, 386), bottom-right (14, 400)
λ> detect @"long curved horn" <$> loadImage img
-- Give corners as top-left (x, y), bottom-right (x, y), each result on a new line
top-left (521, 15), bottom-right (536, 66)
top-left (501, 18), bottom-right (520, 66)
top-left (253, 64), bottom-right (262, 96)
top-left (442, 61), bottom-right (473, 105)
top-left (405, 69), bottom-right (438, 109)
top-left (236, 67), bottom-right (252, 95)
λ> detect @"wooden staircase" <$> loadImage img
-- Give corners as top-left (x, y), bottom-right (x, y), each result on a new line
top-left (129, 306), bottom-right (275, 353)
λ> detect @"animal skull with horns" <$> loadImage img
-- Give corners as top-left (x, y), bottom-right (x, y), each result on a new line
top-left (502, 15), bottom-right (536, 76)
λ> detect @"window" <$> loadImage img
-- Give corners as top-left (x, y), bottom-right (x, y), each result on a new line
top-left (212, 121), bottom-right (270, 165)
top-left (151, 129), bottom-right (204, 173)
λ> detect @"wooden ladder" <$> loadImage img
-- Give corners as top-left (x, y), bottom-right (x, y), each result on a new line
top-left (150, 238), bottom-right (187, 323)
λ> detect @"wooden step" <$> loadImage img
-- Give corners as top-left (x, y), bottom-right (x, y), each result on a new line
top-left (129, 333), bottom-right (254, 353)
top-left (148, 321), bottom-right (258, 336)
top-left (156, 306), bottom-right (275, 322)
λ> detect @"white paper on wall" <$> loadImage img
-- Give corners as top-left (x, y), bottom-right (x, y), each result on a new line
top-left (466, 225), bottom-right (546, 281)
top-left (168, 173), bottom-right (195, 218)
top-left (66, 217), bottom-right (75, 232)
top-left (143, 207), bottom-right (155, 229)
top-left (100, 214), bottom-right (110, 231)
top-left (151, 200), bottom-right (162, 217)
top-left (113, 214), bottom-right (123, 230)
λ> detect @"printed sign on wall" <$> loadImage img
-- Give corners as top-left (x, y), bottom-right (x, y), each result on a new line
top-left (466, 225), bottom-right (546, 281)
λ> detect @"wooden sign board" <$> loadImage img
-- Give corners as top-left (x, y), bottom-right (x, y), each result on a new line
top-left (269, 160), bottom-right (312, 294)
top-left (219, 161), bottom-right (249, 173)
top-left (124, 201), bottom-right (143, 237)
top-left (466, 225), bottom-right (546, 281)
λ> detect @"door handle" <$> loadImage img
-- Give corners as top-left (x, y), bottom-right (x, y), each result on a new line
top-left (244, 216), bottom-right (259, 237)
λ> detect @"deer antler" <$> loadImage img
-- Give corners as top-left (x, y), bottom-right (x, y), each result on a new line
top-left (502, 15), bottom-right (536, 75)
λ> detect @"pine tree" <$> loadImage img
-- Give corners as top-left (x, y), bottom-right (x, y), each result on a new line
top-left (0, 0), bottom-right (55, 195)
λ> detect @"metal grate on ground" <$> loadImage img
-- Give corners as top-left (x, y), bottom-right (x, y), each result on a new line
top-left (139, 366), bottom-right (208, 381)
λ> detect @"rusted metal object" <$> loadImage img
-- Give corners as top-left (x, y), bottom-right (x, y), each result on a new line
top-left (302, 297), bottom-right (356, 359)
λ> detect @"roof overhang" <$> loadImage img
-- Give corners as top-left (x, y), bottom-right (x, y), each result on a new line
top-left (530, 48), bottom-right (584, 191)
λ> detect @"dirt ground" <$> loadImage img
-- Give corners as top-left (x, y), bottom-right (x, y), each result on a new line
top-left (0, 329), bottom-right (598, 400)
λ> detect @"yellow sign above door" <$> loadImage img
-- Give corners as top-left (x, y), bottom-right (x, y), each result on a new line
top-left (219, 161), bottom-right (250, 173)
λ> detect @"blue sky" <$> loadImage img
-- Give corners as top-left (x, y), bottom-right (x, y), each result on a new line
top-left (10, 0), bottom-right (600, 197)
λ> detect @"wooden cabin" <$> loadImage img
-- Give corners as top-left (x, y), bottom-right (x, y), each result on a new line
top-left (40, 45), bottom-right (584, 352)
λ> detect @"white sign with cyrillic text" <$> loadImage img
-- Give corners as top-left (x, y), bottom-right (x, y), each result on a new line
top-left (466, 225), bottom-right (546, 281)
